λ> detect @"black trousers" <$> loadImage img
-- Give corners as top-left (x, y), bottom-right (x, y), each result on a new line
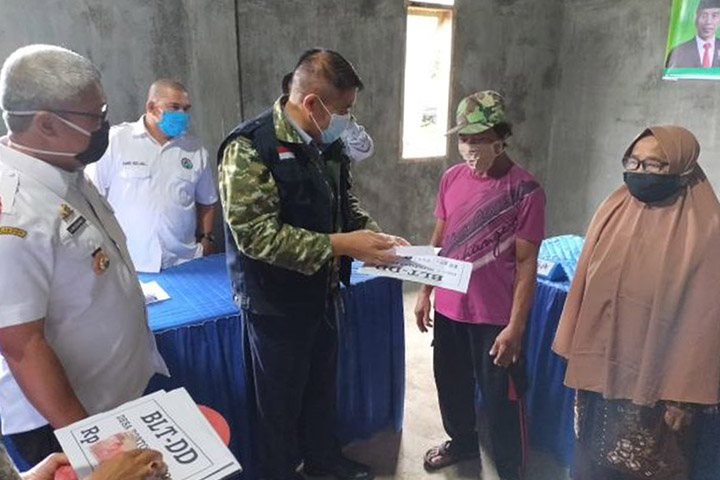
top-left (4, 424), bottom-right (62, 470)
top-left (433, 312), bottom-right (528, 480)
top-left (245, 307), bottom-right (340, 480)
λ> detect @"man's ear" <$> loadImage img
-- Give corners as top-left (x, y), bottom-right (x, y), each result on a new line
top-left (302, 94), bottom-right (320, 113)
top-left (33, 112), bottom-right (59, 138)
top-left (146, 100), bottom-right (158, 119)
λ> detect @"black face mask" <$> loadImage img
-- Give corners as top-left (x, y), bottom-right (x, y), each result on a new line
top-left (76, 120), bottom-right (110, 165)
top-left (623, 171), bottom-right (685, 203)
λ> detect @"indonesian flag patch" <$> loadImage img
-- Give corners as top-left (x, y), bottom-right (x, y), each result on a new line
top-left (277, 145), bottom-right (295, 161)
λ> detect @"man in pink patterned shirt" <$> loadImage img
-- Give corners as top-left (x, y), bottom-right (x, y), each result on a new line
top-left (415, 91), bottom-right (545, 480)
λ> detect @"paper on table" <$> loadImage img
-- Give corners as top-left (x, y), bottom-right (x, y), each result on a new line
top-left (359, 254), bottom-right (472, 294)
top-left (141, 281), bottom-right (170, 305)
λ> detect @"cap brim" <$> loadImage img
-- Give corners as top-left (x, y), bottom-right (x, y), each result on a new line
top-left (445, 122), bottom-right (492, 136)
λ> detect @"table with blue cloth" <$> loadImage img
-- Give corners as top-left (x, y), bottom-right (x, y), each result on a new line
top-left (139, 255), bottom-right (404, 480)
top-left (524, 235), bottom-right (720, 479)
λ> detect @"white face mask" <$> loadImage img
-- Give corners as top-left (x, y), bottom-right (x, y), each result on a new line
top-left (5, 111), bottom-right (93, 157)
top-left (459, 141), bottom-right (505, 174)
top-left (309, 98), bottom-right (351, 145)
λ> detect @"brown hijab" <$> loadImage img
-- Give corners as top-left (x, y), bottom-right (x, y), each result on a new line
top-left (553, 126), bottom-right (720, 406)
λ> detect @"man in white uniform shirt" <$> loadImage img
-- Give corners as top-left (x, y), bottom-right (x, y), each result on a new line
top-left (0, 45), bottom-right (168, 468)
top-left (87, 79), bottom-right (218, 273)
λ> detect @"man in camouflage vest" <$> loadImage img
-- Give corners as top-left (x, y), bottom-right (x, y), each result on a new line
top-left (218, 49), bottom-right (406, 480)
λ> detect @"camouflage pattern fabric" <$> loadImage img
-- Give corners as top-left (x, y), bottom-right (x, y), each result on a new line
top-left (447, 90), bottom-right (506, 135)
top-left (273, 96), bottom-right (305, 144)
top-left (219, 137), bottom-right (334, 276)
top-left (219, 97), bottom-right (379, 276)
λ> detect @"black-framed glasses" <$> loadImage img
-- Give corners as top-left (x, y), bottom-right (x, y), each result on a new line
top-left (50, 104), bottom-right (108, 122)
top-left (622, 156), bottom-right (669, 174)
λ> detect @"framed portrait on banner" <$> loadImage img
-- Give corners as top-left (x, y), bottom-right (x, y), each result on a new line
top-left (665, 0), bottom-right (720, 80)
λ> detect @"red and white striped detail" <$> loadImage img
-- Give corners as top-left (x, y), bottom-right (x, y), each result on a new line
top-left (508, 377), bottom-right (529, 480)
top-left (277, 146), bottom-right (295, 161)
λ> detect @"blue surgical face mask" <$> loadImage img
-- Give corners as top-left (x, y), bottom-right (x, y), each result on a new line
top-left (156, 110), bottom-right (189, 138)
top-left (310, 98), bottom-right (351, 145)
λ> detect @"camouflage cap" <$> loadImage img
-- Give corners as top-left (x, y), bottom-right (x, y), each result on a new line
top-left (447, 90), bottom-right (506, 135)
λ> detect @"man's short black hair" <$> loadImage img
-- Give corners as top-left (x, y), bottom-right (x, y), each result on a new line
top-left (281, 72), bottom-right (293, 95)
top-left (698, 0), bottom-right (720, 11)
top-left (292, 48), bottom-right (364, 96)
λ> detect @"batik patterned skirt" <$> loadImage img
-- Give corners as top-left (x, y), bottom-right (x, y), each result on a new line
top-left (574, 390), bottom-right (696, 480)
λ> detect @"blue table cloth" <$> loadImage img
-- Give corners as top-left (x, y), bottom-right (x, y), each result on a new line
top-left (524, 235), bottom-right (581, 468)
top-left (139, 255), bottom-right (404, 480)
top-left (524, 235), bottom-right (720, 479)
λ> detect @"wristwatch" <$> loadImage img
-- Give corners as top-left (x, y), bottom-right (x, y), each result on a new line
top-left (197, 232), bottom-right (215, 243)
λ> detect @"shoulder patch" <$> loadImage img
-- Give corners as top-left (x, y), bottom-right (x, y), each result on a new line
top-left (0, 226), bottom-right (27, 238)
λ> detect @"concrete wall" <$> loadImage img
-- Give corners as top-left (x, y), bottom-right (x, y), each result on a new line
top-left (452, 0), bottom-right (563, 183)
top-left (235, 0), bottom-right (562, 243)
top-left (5, 0), bottom-right (705, 242)
top-left (545, 0), bottom-right (720, 235)
top-left (0, 0), bottom-right (241, 167)
top-left (235, 0), bottom-right (412, 237)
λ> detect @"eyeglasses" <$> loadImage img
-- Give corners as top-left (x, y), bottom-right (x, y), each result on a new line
top-left (51, 104), bottom-right (108, 123)
top-left (622, 156), bottom-right (670, 174)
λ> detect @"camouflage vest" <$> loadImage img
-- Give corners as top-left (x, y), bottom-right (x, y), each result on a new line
top-left (219, 110), bottom-right (352, 316)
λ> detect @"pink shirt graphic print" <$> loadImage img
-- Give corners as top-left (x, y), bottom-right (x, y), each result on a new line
top-left (434, 163), bottom-right (545, 325)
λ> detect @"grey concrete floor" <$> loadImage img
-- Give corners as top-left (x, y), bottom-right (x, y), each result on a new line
top-left (339, 287), bottom-right (571, 480)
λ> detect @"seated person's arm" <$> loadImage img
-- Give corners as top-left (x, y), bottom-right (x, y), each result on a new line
top-left (17, 449), bottom-right (167, 480)
top-left (0, 319), bottom-right (87, 428)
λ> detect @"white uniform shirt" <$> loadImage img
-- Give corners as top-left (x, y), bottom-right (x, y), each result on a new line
top-left (87, 117), bottom-right (218, 273)
top-left (0, 143), bottom-right (168, 435)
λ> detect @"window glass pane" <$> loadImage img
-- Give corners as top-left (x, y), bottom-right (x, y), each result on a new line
top-left (402, 7), bottom-right (454, 159)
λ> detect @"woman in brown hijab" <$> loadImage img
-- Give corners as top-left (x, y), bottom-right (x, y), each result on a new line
top-left (553, 126), bottom-right (720, 479)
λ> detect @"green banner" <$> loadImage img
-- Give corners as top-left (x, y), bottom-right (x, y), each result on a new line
top-left (664, 0), bottom-right (720, 80)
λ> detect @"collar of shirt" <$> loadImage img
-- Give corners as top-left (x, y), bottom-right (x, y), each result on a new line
top-left (131, 115), bottom-right (152, 138)
top-left (273, 95), bottom-right (313, 145)
top-left (286, 113), bottom-right (314, 146)
top-left (697, 35), bottom-right (716, 54)
top-left (0, 140), bottom-right (82, 199)
top-left (131, 115), bottom-right (184, 147)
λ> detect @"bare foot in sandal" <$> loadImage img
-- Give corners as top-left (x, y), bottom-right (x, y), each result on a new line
top-left (423, 440), bottom-right (479, 471)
